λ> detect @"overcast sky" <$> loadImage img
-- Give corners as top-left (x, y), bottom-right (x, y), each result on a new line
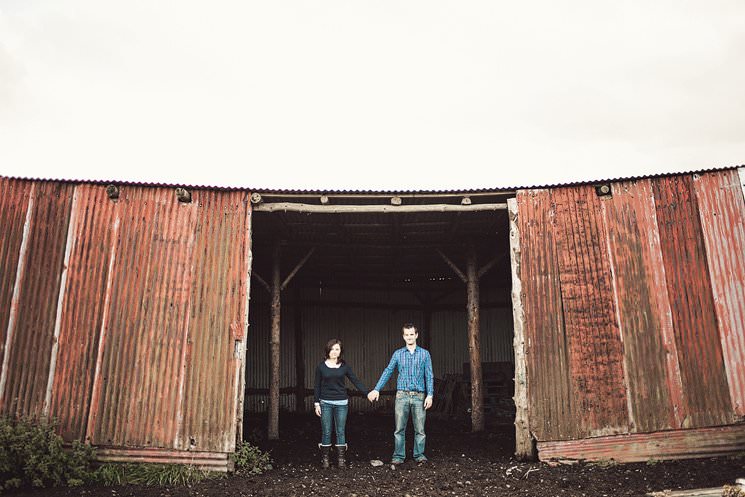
top-left (1, 1), bottom-right (744, 190)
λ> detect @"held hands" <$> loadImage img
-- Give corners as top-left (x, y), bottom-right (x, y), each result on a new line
top-left (367, 390), bottom-right (380, 403)
top-left (424, 396), bottom-right (433, 410)
top-left (314, 403), bottom-right (321, 417)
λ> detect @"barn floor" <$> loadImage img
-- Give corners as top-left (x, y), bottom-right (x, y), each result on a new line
top-left (8, 412), bottom-right (745, 497)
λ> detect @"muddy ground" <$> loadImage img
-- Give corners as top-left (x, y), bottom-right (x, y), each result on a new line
top-left (8, 412), bottom-right (745, 497)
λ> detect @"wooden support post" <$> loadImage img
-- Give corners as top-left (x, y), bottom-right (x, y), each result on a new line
top-left (268, 240), bottom-right (281, 440)
top-left (294, 286), bottom-right (305, 412)
top-left (466, 245), bottom-right (484, 432)
top-left (508, 198), bottom-right (535, 460)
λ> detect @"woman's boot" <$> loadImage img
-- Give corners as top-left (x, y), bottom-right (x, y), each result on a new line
top-left (319, 445), bottom-right (330, 469)
top-left (336, 444), bottom-right (347, 469)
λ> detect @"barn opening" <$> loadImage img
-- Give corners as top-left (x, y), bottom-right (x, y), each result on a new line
top-left (244, 189), bottom-right (516, 445)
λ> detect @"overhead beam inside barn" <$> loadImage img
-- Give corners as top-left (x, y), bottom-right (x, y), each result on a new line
top-left (253, 202), bottom-right (508, 214)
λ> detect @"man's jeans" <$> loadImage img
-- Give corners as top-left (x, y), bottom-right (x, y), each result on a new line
top-left (393, 391), bottom-right (426, 461)
top-left (320, 401), bottom-right (348, 446)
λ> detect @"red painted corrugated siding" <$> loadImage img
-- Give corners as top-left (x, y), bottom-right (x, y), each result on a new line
top-left (602, 179), bottom-right (684, 432)
top-left (87, 187), bottom-right (198, 447)
top-left (551, 186), bottom-right (629, 437)
top-left (517, 190), bottom-right (582, 441)
top-left (0, 179), bottom-right (33, 368)
top-left (0, 182), bottom-right (74, 417)
top-left (48, 185), bottom-right (118, 440)
top-left (179, 190), bottom-right (249, 452)
top-left (653, 175), bottom-right (734, 427)
top-left (693, 170), bottom-right (745, 417)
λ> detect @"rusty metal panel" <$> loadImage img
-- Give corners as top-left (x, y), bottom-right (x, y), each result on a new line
top-left (653, 175), bottom-right (734, 427)
top-left (551, 186), bottom-right (629, 437)
top-left (693, 170), bottom-right (745, 417)
top-left (87, 186), bottom-right (198, 447)
top-left (95, 448), bottom-right (231, 472)
top-left (537, 424), bottom-right (745, 463)
top-left (0, 179), bottom-right (34, 376)
top-left (602, 180), bottom-right (684, 432)
top-left (47, 184), bottom-right (118, 440)
top-left (0, 182), bottom-right (74, 417)
top-left (516, 189), bottom-right (581, 441)
top-left (179, 190), bottom-right (250, 452)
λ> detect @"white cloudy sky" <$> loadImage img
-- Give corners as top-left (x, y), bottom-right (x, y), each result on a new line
top-left (1, 1), bottom-right (744, 190)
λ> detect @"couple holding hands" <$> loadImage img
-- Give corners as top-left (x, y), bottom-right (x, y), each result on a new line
top-left (313, 323), bottom-right (434, 469)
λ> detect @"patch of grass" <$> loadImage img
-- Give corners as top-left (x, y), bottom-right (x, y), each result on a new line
top-left (645, 457), bottom-right (661, 466)
top-left (94, 463), bottom-right (221, 486)
top-left (0, 417), bottom-right (96, 493)
top-left (231, 441), bottom-right (272, 475)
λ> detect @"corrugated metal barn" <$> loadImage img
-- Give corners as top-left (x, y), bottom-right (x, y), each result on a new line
top-left (0, 166), bottom-right (743, 468)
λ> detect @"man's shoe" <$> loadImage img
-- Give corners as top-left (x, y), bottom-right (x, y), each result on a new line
top-left (390, 459), bottom-right (404, 465)
top-left (415, 457), bottom-right (428, 464)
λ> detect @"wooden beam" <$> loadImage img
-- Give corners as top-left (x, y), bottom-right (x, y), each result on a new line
top-left (437, 249), bottom-right (467, 283)
top-left (466, 245), bottom-right (484, 432)
top-left (280, 247), bottom-right (315, 291)
top-left (254, 202), bottom-right (508, 214)
top-left (258, 191), bottom-right (515, 200)
top-left (252, 271), bottom-right (271, 294)
top-left (508, 197), bottom-right (535, 460)
top-left (268, 240), bottom-right (281, 440)
top-left (477, 253), bottom-right (505, 278)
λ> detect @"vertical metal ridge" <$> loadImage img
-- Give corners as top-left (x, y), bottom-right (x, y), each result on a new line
top-left (0, 180), bottom-right (33, 371)
top-left (0, 183), bottom-right (36, 409)
top-left (516, 189), bottom-right (579, 441)
top-left (50, 185), bottom-right (118, 441)
top-left (86, 210), bottom-right (120, 443)
top-left (693, 170), bottom-right (745, 416)
top-left (599, 191), bottom-right (636, 433)
top-left (552, 186), bottom-right (628, 437)
top-left (3, 183), bottom-right (74, 417)
top-left (602, 180), bottom-right (682, 432)
top-left (43, 185), bottom-right (79, 418)
top-left (653, 175), bottom-right (733, 427)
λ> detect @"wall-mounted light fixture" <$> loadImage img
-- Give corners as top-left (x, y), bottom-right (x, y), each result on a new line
top-left (595, 183), bottom-right (612, 197)
top-left (391, 196), bottom-right (402, 206)
top-left (106, 184), bottom-right (120, 200)
top-left (175, 187), bottom-right (192, 203)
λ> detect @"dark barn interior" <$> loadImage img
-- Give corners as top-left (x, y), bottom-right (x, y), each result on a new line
top-left (245, 190), bottom-right (517, 436)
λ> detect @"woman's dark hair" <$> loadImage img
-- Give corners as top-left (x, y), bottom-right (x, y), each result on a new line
top-left (324, 338), bottom-right (345, 364)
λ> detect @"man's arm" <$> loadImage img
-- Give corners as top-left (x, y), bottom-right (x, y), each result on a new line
top-left (368, 352), bottom-right (398, 401)
top-left (423, 351), bottom-right (434, 410)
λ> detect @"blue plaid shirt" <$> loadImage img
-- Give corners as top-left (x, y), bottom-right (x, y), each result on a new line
top-left (374, 346), bottom-right (434, 397)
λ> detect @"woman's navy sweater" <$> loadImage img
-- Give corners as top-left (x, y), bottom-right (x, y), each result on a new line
top-left (314, 361), bottom-right (368, 403)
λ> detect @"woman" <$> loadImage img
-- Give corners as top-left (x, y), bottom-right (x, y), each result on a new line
top-left (314, 338), bottom-right (368, 469)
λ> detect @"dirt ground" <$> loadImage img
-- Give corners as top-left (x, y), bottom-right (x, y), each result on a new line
top-left (8, 412), bottom-right (745, 497)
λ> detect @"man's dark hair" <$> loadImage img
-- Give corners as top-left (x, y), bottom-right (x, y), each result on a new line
top-left (324, 338), bottom-right (345, 364)
top-left (402, 323), bottom-right (418, 334)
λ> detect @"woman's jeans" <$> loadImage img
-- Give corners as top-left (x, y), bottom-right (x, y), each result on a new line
top-left (393, 391), bottom-right (426, 461)
top-left (320, 401), bottom-right (349, 446)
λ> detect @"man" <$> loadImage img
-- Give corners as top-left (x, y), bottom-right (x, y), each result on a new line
top-left (368, 323), bottom-right (434, 464)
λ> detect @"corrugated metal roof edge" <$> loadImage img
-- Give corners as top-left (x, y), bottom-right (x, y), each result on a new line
top-left (1, 164), bottom-right (742, 195)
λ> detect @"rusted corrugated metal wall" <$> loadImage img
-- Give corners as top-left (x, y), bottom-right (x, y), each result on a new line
top-left (0, 179), bottom-right (251, 462)
top-left (517, 169), bottom-right (745, 457)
